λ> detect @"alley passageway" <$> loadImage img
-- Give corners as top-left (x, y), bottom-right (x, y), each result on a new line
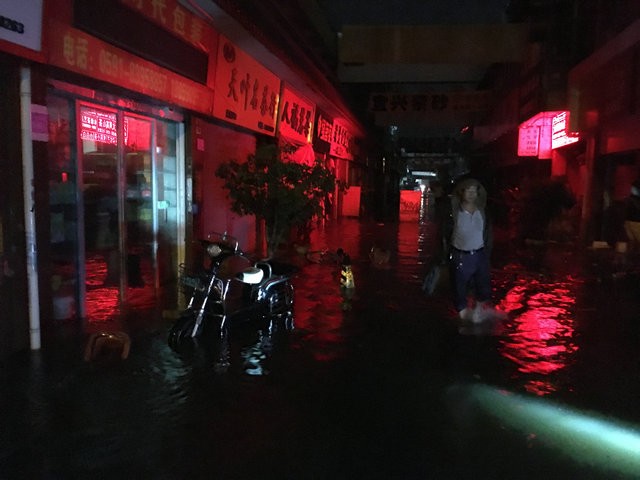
top-left (2, 217), bottom-right (640, 479)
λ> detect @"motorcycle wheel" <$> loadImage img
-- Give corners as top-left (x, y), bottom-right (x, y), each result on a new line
top-left (266, 282), bottom-right (294, 317)
top-left (168, 313), bottom-right (201, 349)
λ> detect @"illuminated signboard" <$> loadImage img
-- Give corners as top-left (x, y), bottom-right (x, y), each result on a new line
top-left (518, 110), bottom-right (580, 159)
top-left (330, 119), bottom-right (354, 160)
top-left (0, 0), bottom-right (42, 52)
top-left (278, 85), bottom-right (315, 144)
top-left (315, 109), bottom-right (333, 143)
top-left (551, 111), bottom-right (580, 150)
top-left (369, 90), bottom-right (489, 113)
top-left (80, 108), bottom-right (117, 145)
top-left (212, 36), bottom-right (280, 135)
top-left (48, 22), bottom-right (214, 115)
top-left (517, 126), bottom-right (540, 157)
top-left (118, 0), bottom-right (213, 53)
top-left (80, 107), bottom-right (151, 148)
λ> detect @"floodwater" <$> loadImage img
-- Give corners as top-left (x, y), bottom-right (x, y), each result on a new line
top-left (2, 215), bottom-right (640, 479)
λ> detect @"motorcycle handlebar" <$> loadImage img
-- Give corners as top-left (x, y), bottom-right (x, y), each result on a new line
top-left (201, 231), bottom-right (241, 254)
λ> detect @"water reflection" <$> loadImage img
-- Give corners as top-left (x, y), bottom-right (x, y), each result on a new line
top-left (85, 255), bottom-right (119, 324)
top-left (302, 218), bottom-right (585, 400)
top-left (165, 219), bottom-right (585, 397)
top-left (6, 217), bottom-right (640, 478)
top-left (167, 312), bottom-right (298, 377)
top-left (84, 254), bottom-right (156, 329)
top-left (241, 328), bottom-right (272, 375)
top-left (497, 274), bottom-right (579, 396)
top-left (290, 262), bottom-right (349, 362)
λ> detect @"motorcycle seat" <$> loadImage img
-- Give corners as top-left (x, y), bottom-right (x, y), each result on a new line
top-left (236, 267), bottom-right (264, 284)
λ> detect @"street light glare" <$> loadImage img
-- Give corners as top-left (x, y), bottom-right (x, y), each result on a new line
top-left (464, 383), bottom-right (640, 477)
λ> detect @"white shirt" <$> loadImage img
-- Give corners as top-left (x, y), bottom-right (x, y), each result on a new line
top-left (452, 208), bottom-right (484, 251)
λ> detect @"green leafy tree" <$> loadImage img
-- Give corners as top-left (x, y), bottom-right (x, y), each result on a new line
top-left (215, 144), bottom-right (339, 257)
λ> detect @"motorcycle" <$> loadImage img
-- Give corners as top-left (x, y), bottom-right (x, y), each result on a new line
top-left (168, 232), bottom-right (295, 348)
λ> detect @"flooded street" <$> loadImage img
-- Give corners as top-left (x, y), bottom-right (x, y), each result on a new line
top-left (2, 218), bottom-right (640, 479)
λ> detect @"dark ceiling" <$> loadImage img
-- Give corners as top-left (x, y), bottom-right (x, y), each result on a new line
top-left (316, 0), bottom-right (510, 30)
top-left (189, 0), bottom-right (532, 142)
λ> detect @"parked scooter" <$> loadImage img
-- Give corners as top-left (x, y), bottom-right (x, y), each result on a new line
top-left (168, 232), bottom-right (294, 348)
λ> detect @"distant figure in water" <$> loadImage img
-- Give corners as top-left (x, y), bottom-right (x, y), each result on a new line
top-left (439, 177), bottom-right (505, 323)
top-left (369, 245), bottom-right (391, 267)
top-left (624, 180), bottom-right (640, 254)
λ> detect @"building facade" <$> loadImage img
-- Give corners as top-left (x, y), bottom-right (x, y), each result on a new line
top-left (474, 0), bottom-right (640, 245)
top-left (0, 0), bottom-right (367, 358)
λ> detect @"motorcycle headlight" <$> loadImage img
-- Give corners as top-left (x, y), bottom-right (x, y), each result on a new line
top-left (206, 244), bottom-right (223, 257)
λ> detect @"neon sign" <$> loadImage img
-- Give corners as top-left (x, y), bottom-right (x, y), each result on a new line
top-left (518, 110), bottom-right (580, 159)
top-left (80, 108), bottom-right (151, 148)
top-left (551, 111), bottom-right (580, 150)
top-left (80, 109), bottom-right (117, 145)
top-left (517, 126), bottom-right (540, 157)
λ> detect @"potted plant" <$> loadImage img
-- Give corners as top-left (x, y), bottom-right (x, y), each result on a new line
top-left (215, 144), bottom-right (339, 258)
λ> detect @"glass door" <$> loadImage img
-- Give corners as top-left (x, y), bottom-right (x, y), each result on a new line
top-left (78, 103), bottom-right (181, 321)
top-left (123, 113), bottom-right (154, 309)
top-left (79, 104), bottom-right (120, 321)
top-left (154, 120), bottom-right (184, 309)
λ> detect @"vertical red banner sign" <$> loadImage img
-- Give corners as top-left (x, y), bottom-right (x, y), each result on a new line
top-left (278, 85), bottom-right (315, 144)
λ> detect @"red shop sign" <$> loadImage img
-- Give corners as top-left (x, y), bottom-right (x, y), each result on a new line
top-left (212, 36), bottom-right (280, 135)
top-left (47, 22), bottom-right (214, 115)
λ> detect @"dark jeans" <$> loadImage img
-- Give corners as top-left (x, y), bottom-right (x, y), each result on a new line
top-left (450, 248), bottom-right (491, 311)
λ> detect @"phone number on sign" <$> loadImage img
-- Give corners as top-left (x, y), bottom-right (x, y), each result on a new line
top-left (99, 50), bottom-right (168, 94)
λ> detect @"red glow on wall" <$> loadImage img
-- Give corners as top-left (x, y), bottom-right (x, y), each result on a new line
top-left (124, 116), bottom-right (151, 149)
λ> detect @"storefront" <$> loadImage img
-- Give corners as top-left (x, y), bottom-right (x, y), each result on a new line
top-left (191, 34), bottom-right (282, 255)
top-left (313, 108), bottom-right (339, 217)
top-left (2, 0), bottom-right (368, 355)
top-left (312, 108), bottom-right (364, 218)
top-left (567, 18), bottom-right (640, 243)
top-left (38, 0), bottom-right (220, 327)
top-left (0, 0), bottom-right (223, 346)
top-left (45, 85), bottom-right (186, 323)
top-left (277, 84), bottom-right (316, 166)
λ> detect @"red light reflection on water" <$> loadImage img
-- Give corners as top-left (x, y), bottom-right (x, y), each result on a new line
top-left (84, 254), bottom-right (155, 331)
top-left (86, 288), bottom-right (119, 319)
top-left (498, 275), bottom-right (579, 396)
top-left (291, 261), bottom-right (351, 362)
top-left (85, 255), bottom-right (120, 328)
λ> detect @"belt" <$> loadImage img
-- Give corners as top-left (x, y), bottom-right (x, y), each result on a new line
top-left (452, 246), bottom-right (484, 255)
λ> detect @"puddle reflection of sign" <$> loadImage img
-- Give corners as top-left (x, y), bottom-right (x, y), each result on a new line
top-left (399, 190), bottom-right (422, 222)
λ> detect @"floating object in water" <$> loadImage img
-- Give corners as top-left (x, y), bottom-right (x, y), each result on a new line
top-left (340, 254), bottom-right (355, 289)
top-left (369, 246), bottom-right (391, 266)
top-left (84, 331), bottom-right (131, 361)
